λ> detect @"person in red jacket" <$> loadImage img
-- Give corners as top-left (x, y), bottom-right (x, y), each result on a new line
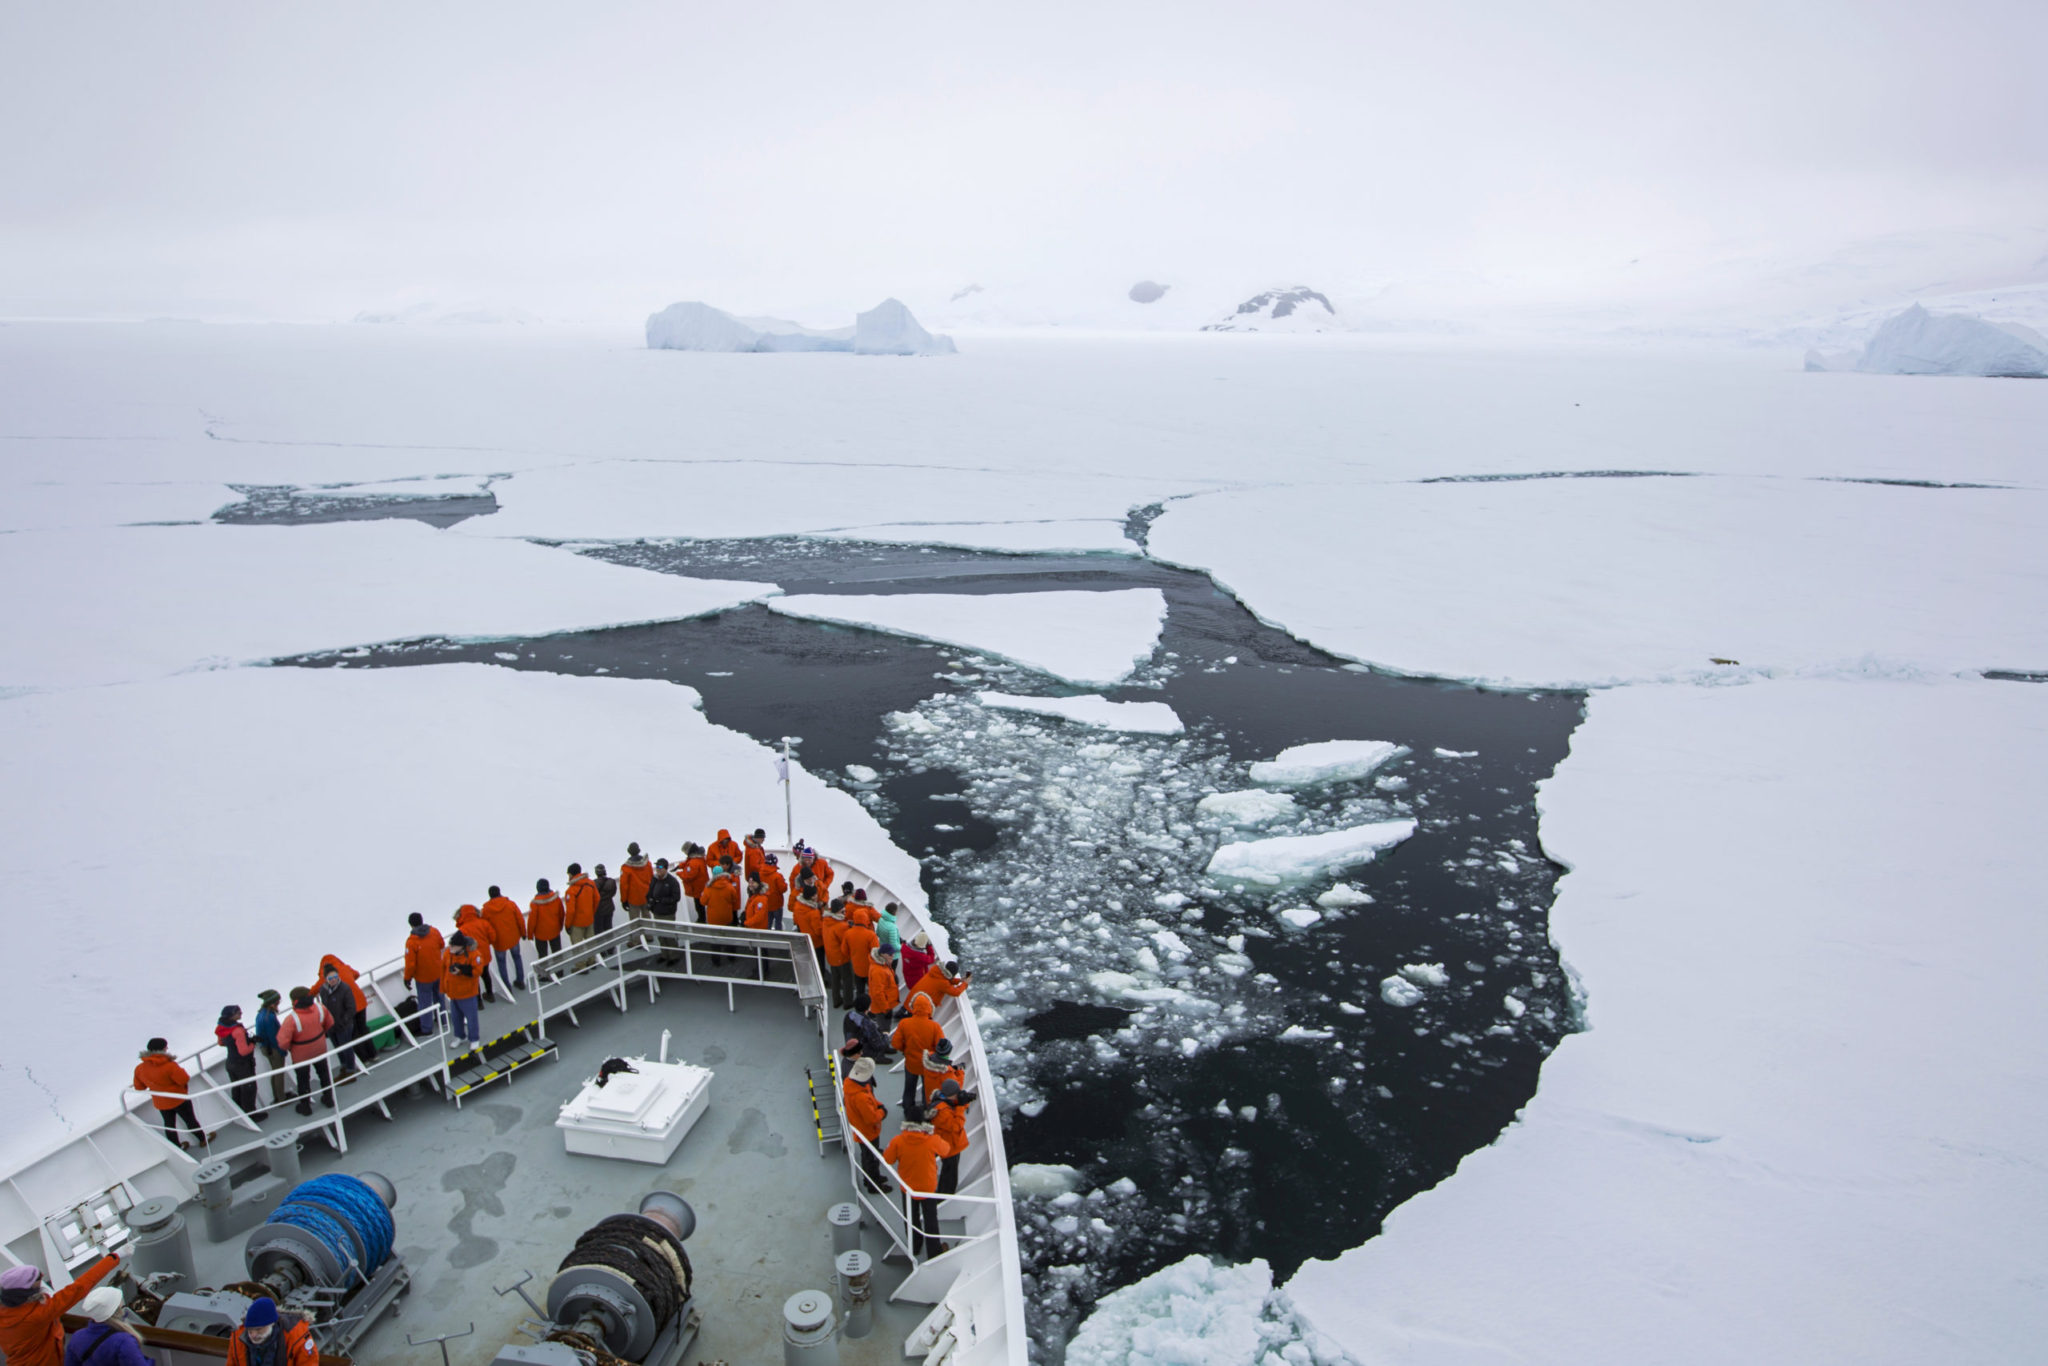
top-left (929, 1072), bottom-right (975, 1195)
top-left (618, 843), bottom-right (653, 921)
top-left (706, 828), bottom-right (742, 872)
top-left (275, 988), bottom-right (335, 1116)
top-left (215, 1006), bottom-right (263, 1121)
top-left (0, 1254), bottom-right (122, 1366)
top-left (454, 905), bottom-right (498, 1004)
top-left (901, 931), bottom-right (937, 990)
top-left (313, 953), bottom-right (377, 1070)
top-left (223, 1297), bottom-right (316, 1366)
top-left (884, 1109), bottom-right (950, 1258)
top-left (563, 863), bottom-right (599, 966)
top-left (480, 888), bottom-right (527, 990)
top-left (528, 878), bottom-right (564, 958)
top-left (442, 931), bottom-right (486, 1057)
top-left (678, 845), bottom-right (709, 920)
top-left (132, 1038), bottom-right (205, 1148)
top-left (867, 948), bottom-right (902, 1017)
top-left (842, 1056), bottom-right (888, 1192)
top-left (890, 993), bottom-right (945, 1111)
top-left (402, 912), bottom-right (447, 1030)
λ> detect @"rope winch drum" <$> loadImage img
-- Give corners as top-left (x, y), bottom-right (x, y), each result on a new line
top-left (545, 1192), bottom-right (697, 1362)
top-left (244, 1173), bottom-right (398, 1297)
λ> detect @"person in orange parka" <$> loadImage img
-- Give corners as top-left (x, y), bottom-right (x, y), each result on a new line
top-left (442, 930), bottom-right (487, 1055)
top-left (311, 953), bottom-right (376, 1066)
top-left (929, 1071), bottom-right (975, 1195)
top-left (759, 853), bottom-right (787, 916)
top-left (454, 904), bottom-right (499, 1004)
top-left (481, 887), bottom-right (527, 990)
top-left (820, 901), bottom-right (853, 1010)
top-left (842, 1055), bottom-right (889, 1191)
top-left (743, 877), bottom-right (774, 930)
top-left (844, 913), bottom-right (880, 1012)
top-left (883, 1109), bottom-right (950, 1258)
top-left (700, 863), bottom-right (740, 927)
top-left (912, 959), bottom-right (973, 1006)
top-left (678, 845), bottom-right (710, 921)
top-left (796, 843), bottom-right (834, 902)
top-left (890, 993), bottom-right (945, 1111)
top-left (791, 870), bottom-right (825, 950)
top-left (617, 843), bottom-right (654, 921)
top-left (133, 1038), bottom-right (205, 1148)
top-left (706, 829), bottom-right (742, 872)
top-left (742, 828), bottom-right (767, 879)
top-left (528, 878), bottom-right (564, 958)
top-left (0, 1252), bottom-right (122, 1366)
top-left (867, 947), bottom-right (902, 1017)
top-left (402, 912), bottom-right (446, 1029)
top-left (563, 863), bottom-right (599, 946)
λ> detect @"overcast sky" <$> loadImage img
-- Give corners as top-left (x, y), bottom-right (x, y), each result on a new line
top-left (2, 1), bottom-right (2043, 324)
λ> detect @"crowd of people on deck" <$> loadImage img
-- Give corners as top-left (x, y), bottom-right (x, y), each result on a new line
top-left (127, 827), bottom-right (979, 1256)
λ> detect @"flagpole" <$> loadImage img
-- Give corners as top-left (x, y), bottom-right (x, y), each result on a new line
top-left (780, 736), bottom-right (795, 851)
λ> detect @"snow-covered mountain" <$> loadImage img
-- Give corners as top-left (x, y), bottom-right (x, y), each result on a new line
top-left (1203, 286), bottom-right (1339, 332)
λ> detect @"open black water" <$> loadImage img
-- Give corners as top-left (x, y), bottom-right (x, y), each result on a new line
top-left (278, 537), bottom-right (1584, 1356)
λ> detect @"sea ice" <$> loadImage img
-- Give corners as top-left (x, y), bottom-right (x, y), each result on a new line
top-left (0, 523), bottom-right (775, 691)
top-left (1206, 820), bottom-right (1418, 885)
top-left (1276, 908), bottom-right (1323, 930)
top-left (976, 691), bottom-right (1184, 733)
top-left (1010, 1163), bottom-right (1086, 1198)
top-left (1289, 679), bottom-right (2048, 1365)
top-left (1380, 976), bottom-right (1426, 1007)
top-left (1855, 303), bottom-right (2048, 378)
top-left (1315, 885), bottom-right (1374, 908)
top-left (771, 590), bottom-right (1166, 686)
top-left (1068, 1253), bottom-right (1346, 1366)
top-left (1196, 790), bottom-right (1299, 824)
top-left (1248, 740), bottom-right (1407, 786)
top-left (1398, 963), bottom-right (1449, 988)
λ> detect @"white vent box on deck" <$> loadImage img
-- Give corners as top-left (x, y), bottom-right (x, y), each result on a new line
top-left (555, 1060), bottom-right (713, 1164)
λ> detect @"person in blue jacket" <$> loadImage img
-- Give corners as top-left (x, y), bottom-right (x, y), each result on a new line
top-left (252, 989), bottom-right (292, 1108)
top-left (62, 1288), bottom-right (150, 1366)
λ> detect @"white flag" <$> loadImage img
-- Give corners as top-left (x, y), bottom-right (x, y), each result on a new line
top-left (775, 757), bottom-right (790, 783)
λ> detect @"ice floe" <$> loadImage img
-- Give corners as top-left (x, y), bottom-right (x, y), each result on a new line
top-left (0, 522), bottom-right (775, 691)
top-left (771, 589), bottom-right (1166, 685)
top-left (1196, 789), bottom-right (1299, 824)
top-left (1067, 1254), bottom-right (1347, 1366)
top-left (1207, 819), bottom-right (1418, 885)
top-left (1010, 1163), bottom-right (1087, 1198)
top-left (976, 691), bottom-right (1184, 733)
top-left (1248, 739), bottom-right (1407, 786)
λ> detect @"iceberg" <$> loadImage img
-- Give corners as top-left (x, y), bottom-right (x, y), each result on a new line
top-left (1206, 819), bottom-right (1418, 885)
top-left (1854, 304), bottom-right (2048, 378)
top-left (853, 296), bottom-right (957, 355)
top-left (644, 297), bottom-right (953, 356)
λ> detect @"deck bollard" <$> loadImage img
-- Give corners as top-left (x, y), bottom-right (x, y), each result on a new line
top-left (781, 1289), bottom-right (840, 1365)
top-left (835, 1249), bottom-right (873, 1339)
top-left (826, 1201), bottom-right (861, 1257)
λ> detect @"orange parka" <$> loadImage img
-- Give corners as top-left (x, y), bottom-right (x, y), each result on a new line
top-left (743, 892), bottom-right (773, 930)
top-left (791, 888), bottom-right (825, 945)
top-left (443, 938), bottom-right (486, 1000)
top-left (760, 864), bottom-right (787, 912)
top-left (867, 959), bottom-right (901, 1015)
top-left (225, 1315), bottom-right (318, 1366)
top-left (707, 830), bottom-right (742, 870)
top-left (820, 912), bottom-right (850, 967)
top-left (132, 1052), bottom-right (190, 1110)
top-left (928, 1063), bottom-right (970, 1155)
top-left (679, 855), bottom-right (710, 900)
top-left (0, 1253), bottom-right (118, 1366)
top-left (889, 995), bottom-right (945, 1079)
top-left (481, 895), bottom-right (526, 948)
top-left (913, 965), bottom-right (968, 1003)
top-left (618, 856), bottom-right (653, 909)
top-left (528, 889), bottom-right (564, 941)
top-left (455, 905), bottom-right (495, 956)
top-left (842, 1077), bottom-right (887, 1144)
top-left (883, 1126), bottom-right (948, 1194)
top-left (845, 921), bottom-right (880, 977)
top-left (563, 875), bottom-right (599, 930)
top-left (700, 876), bottom-right (739, 927)
top-left (404, 924), bottom-right (446, 986)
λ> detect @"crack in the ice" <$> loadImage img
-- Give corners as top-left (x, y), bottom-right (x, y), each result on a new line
top-left (1418, 469), bottom-right (1702, 483)
top-left (3, 1062), bottom-right (72, 1129)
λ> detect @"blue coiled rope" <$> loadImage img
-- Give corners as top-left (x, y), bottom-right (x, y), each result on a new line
top-left (270, 1175), bottom-right (394, 1278)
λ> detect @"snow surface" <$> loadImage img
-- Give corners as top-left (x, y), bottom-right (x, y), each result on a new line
top-left (1151, 476), bottom-right (2048, 689)
top-left (770, 590), bottom-right (1166, 686)
top-left (1206, 819), bottom-right (1418, 885)
top-left (1196, 789), bottom-right (1299, 825)
top-left (1289, 679), bottom-right (2048, 1365)
top-left (0, 664), bottom-right (924, 1171)
top-left (975, 691), bottom-right (1184, 733)
top-left (1855, 304), bottom-right (2048, 378)
top-left (0, 522), bottom-right (775, 690)
top-left (0, 480), bottom-right (237, 531)
top-left (1248, 740), bottom-right (1407, 786)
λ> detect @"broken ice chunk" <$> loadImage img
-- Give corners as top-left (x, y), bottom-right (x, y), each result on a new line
top-left (1195, 789), bottom-right (1298, 825)
top-left (1316, 884), bottom-right (1374, 909)
top-left (1249, 739), bottom-right (1408, 786)
top-left (1207, 819), bottom-right (1418, 885)
top-left (1276, 907), bottom-right (1323, 930)
top-left (1381, 976), bottom-right (1427, 1007)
